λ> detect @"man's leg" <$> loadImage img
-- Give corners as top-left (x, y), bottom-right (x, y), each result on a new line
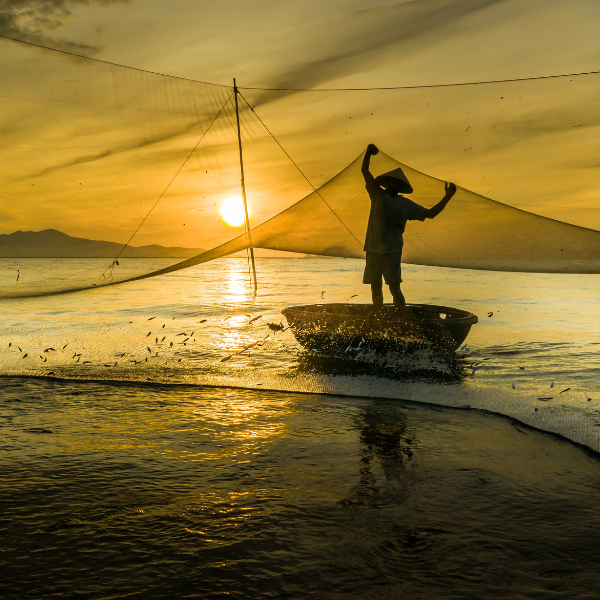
top-left (389, 283), bottom-right (405, 307)
top-left (364, 253), bottom-right (384, 306)
top-left (371, 281), bottom-right (384, 307)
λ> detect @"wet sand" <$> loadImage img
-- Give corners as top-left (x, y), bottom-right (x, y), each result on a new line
top-left (2, 377), bottom-right (600, 599)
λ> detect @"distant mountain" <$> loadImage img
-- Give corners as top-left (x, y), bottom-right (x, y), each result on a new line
top-left (0, 230), bottom-right (204, 258)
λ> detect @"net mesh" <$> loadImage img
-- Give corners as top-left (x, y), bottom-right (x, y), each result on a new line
top-left (2, 35), bottom-right (600, 299)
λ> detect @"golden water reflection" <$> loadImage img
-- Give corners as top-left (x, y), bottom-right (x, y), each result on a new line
top-left (216, 259), bottom-right (260, 355)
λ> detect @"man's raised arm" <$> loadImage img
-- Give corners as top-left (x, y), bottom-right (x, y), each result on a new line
top-left (362, 143), bottom-right (379, 194)
top-left (425, 182), bottom-right (456, 219)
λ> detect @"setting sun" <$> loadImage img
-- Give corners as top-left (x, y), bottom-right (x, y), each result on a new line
top-left (219, 196), bottom-right (249, 228)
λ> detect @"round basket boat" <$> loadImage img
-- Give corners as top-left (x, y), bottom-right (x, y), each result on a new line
top-left (282, 303), bottom-right (478, 355)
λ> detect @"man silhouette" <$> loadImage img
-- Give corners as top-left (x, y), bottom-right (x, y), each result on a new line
top-left (362, 143), bottom-right (456, 306)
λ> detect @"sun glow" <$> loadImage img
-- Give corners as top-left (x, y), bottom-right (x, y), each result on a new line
top-left (219, 196), bottom-right (249, 228)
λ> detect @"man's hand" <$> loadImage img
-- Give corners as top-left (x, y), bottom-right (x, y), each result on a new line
top-left (367, 143), bottom-right (379, 156)
top-left (426, 182), bottom-right (456, 219)
top-left (445, 182), bottom-right (457, 199)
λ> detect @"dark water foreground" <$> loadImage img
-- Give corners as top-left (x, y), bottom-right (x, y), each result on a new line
top-left (2, 377), bottom-right (600, 599)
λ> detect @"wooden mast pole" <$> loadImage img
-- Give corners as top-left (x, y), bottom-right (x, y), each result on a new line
top-left (233, 78), bottom-right (258, 293)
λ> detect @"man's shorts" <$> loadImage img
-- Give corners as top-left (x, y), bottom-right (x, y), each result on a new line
top-left (363, 252), bottom-right (402, 285)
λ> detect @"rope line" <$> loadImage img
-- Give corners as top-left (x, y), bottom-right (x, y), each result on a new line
top-left (3, 33), bottom-right (600, 92)
top-left (238, 92), bottom-right (363, 249)
top-left (0, 33), bottom-right (230, 88)
top-left (101, 92), bottom-right (234, 278)
top-left (239, 70), bottom-right (600, 91)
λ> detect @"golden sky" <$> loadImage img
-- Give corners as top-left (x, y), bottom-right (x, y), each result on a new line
top-left (1, 0), bottom-right (599, 248)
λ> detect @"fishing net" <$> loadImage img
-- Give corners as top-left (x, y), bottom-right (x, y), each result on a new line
top-left (2, 35), bottom-right (600, 299)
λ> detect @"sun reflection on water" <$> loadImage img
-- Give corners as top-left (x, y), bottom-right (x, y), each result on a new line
top-left (215, 260), bottom-right (258, 355)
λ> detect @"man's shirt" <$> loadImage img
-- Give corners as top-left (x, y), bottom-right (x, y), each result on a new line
top-left (363, 186), bottom-right (428, 253)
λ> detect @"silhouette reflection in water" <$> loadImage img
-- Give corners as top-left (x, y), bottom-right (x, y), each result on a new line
top-left (342, 402), bottom-right (415, 508)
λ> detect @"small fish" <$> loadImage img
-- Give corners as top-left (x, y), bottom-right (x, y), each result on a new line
top-left (155, 337), bottom-right (158, 343)
top-left (176, 333), bottom-right (187, 336)
top-left (8, 342), bottom-right (11, 348)
top-left (559, 388), bottom-right (570, 394)
top-left (518, 366), bottom-right (525, 370)
top-left (310, 368), bottom-right (316, 373)
top-left (148, 317), bottom-right (156, 321)
top-left (147, 347), bottom-right (151, 353)
top-left (83, 361), bottom-right (91, 364)
top-left (460, 405), bottom-right (471, 409)
top-left (487, 312), bottom-right (493, 317)
top-left (146, 332), bottom-right (151, 337)
top-left (104, 364), bottom-right (112, 367)
top-left (347, 294), bottom-right (358, 302)
top-left (587, 398), bottom-right (592, 402)
top-left (190, 331), bottom-right (194, 337)
top-left (145, 357), bottom-right (148, 362)
top-left (177, 358), bottom-right (182, 362)
top-left (183, 338), bottom-right (189, 343)
top-left (550, 382), bottom-right (554, 388)
top-left (39, 355), bottom-right (43, 360)
top-left (114, 362), bottom-right (117, 367)
top-left (299, 324), bottom-right (308, 331)
top-left (268, 323), bottom-right (283, 331)
top-left (76, 357), bottom-right (80, 363)
top-left (161, 336), bottom-right (165, 342)
top-left (416, 532), bottom-right (429, 540)
top-left (62, 343), bottom-right (68, 349)
top-left (44, 348), bottom-right (55, 352)
top-left (162, 324), bottom-right (166, 328)
top-left (47, 371), bottom-right (55, 376)
top-left (199, 319), bottom-right (207, 324)
top-left (321, 291), bottom-right (325, 299)
top-left (44, 357), bottom-right (47, 362)
top-left (115, 353), bottom-right (126, 357)
top-left (221, 355), bottom-right (232, 362)
top-left (538, 397), bottom-right (553, 401)
top-left (512, 383), bottom-right (515, 389)
top-left (155, 352), bottom-right (158, 357)
top-left (248, 315), bottom-right (262, 324)
top-left (18, 347), bottom-right (22, 352)
top-left (170, 342), bottom-right (173, 347)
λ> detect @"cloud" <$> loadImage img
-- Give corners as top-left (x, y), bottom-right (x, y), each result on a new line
top-left (28, 117), bottom-right (207, 179)
top-left (252, 0), bottom-right (509, 104)
top-left (0, 0), bottom-right (130, 55)
top-left (346, 0), bottom-right (421, 19)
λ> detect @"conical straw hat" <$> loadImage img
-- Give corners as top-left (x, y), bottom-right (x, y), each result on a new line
top-left (374, 167), bottom-right (413, 194)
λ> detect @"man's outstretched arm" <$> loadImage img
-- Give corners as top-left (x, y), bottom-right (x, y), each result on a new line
top-left (425, 182), bottom-right (456, 219)
top-left (362, 144), bottom-right (379, 194)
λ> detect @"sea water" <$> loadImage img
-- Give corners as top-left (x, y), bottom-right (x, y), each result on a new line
top-left (1, 258), bottom-right (600, 598)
